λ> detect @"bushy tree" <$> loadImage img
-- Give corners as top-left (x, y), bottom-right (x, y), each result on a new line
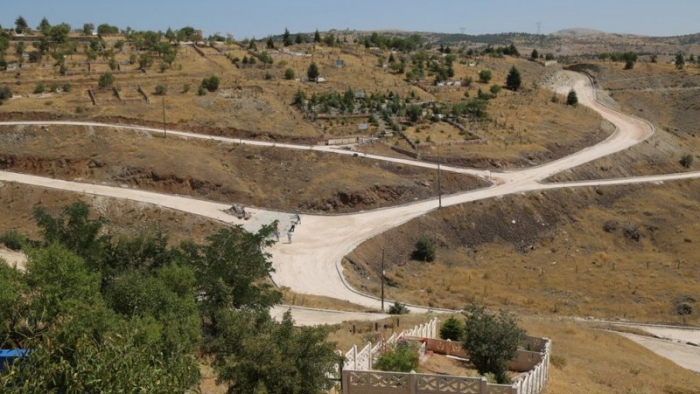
top-left (283, 28), bottom-right (292, 46)
top-left (307, 62), bottom-right (319, 80)
top-left (154, 84), bottom-right (167, 95)
top-left (462, 304), bottom-right (525, 384)
top-left (83, 23), bottom-right (94, 36)
top-left (15, 16), bottom-right (28, 34)
top-left (505, 66), bottom-right (521, 91)
top-left (478, 69), bottom-right (492, 83)
top-left (314, 29), bottom-right (321, 43)
top-left (374, 343), bottom-right (419, 372)
top-left (566, 89), bottom-right (578, 106)
top-left (285, 68), bottom-right (295, 80)
top-left (530, 49), bottom-right (539, 59)
top-left (440, 316), bottom-right (464, 340)
top-left (675, 53), bottom-right (685, 69)
top-left (412, 235), bottom-right (435, 262)
top-left (201, 75), bottom-right (221, 92)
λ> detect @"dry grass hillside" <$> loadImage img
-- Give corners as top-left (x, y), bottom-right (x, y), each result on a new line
top-left (346, 181), bottom-right (700, 325)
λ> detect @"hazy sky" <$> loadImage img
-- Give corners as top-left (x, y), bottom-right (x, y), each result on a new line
top-left (3, 0), bottom-right (698, 39)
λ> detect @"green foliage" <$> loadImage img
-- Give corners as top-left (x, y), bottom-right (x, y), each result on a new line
top-left (283, 28), bottom-right (292, 47)
top-left (440, 316), bottom-right (464, 341)
top-left (490, 84), bottom-right (501, 97)
top-left (33, 83), bottom-right (46, 94)
top-left (388, 301), bottom-right (410, 315)
top-left (154, 84), bottom-right (167, 95)
top-left (680, 154), bottom-right (694, 168)
top-left (195, 225), bottom-right (281, 325)
top-left (505, 66), bottom-right (521, 91)
top-left (462, 304), bottom-right (525, 384)
top-left (307, 62), bottom-right (320, 80)
top-left (531, 49), bottom-right (539, 59)
top-left (374, 343), bottom-right (419, 372)
top-left (198, 85), bottom-right (207, 96)
top-left (15, 16), bottom-right (28, 34)
top-left (0, 230), bottom-right (26, 251)
top-left (213, 310), bottom-right (338, 394)
top-left (314, 29), bottom-right (321, 43)
top-left (566, 89), bottom-right (578, 106)
top-left (406, 104), bottom-right (422, 123)
top-left (182, 83), bottom-right (190, 93)
top-left (478, 69), bottom-right (492, 83)
top-left (285, 67), bottom-right (295, 80)
top-left (98, 71), bottom-right (115, 89)
top-left (675, 53), bottom-right (685, 69)
top-left (201, 75), bottom-right (220, 92)
top-left (82, 23), bottom-right (94, 36)
top-left (412, 235), bottom-right (436, 262)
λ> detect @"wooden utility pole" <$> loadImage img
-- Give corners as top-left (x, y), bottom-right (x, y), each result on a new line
top-left (162, 96), bottom-right (167, 138)
top-left (381, 248), bottom-right (385, 312)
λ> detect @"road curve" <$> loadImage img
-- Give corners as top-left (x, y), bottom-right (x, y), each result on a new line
top-left (2, 71), bottom-right (700, 312)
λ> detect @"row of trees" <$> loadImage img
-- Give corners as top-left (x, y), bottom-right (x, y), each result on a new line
top-left (0, 202), bottom-right (338, 393)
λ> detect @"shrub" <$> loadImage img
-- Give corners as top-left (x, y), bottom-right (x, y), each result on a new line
top-left (412, 235), bottom-right (435, 262)
top-left (373, 343), bottom-right (419, 372)
top-left (478, 69), bottom-right (492, 83)
top-left (566, 89), bottom-right (578, 106)
top-left (201, 75), bottom-right (220, 92)
top-left (550, 354), bottom-right (567, 369)
top-left (0, 230), bottom-right (25, 251)
top-left (182, 83), bottom-right (190, 93)
top-left (0, 86), bottom-right (12, 101)
top-left (388, 301), bottom-right (410, 315)
top-left (34, 83), bottom-right (46, 94)
top-left (62, 83), bottom-right (72, 93)
top-left (680, 154), bottom-right (694, 168)
top-left (284, 68), bottom-right (295, 80)
top-left (197, 86), bottom-right (206, 96)
top-left (440, 316), bottom-right (465, 340)
top-left (154, 84), bottom-right (167, 95)
top-left (98, 72), bottom-right (115, 89)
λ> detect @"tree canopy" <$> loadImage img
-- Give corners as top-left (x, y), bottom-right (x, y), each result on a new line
top-left (1, 201), bottom-right (338, 393)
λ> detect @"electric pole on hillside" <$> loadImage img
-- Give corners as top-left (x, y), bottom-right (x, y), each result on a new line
top-left (437, 150), bottom-right (442, 209)
top-left (162, 96), bottom-right (167, 138)
top-left (380, 248), bottom-right (385, 312)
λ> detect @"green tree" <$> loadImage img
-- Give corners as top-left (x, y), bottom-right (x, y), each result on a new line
top-left (14, 42), bottom-right (25, 63)
top-left (406, 104), bottom-right (422, 123)
top-left (201, 75), bottom-right (220, 92)
top-left (284, 68), bottom-right (295, 80)
top-left (314, 29), bottom-right (321, 43)
top-left (283, 28), bottom-right (292, 46)
top-left (374, 343), bottom-right (419, 372)
top-left (675, 53), bottom-right (685, 69)
top-left (307, 62), bottom-right (320, 81)
top-left (38, 17), bottom-right (51, 35)
top-left (462, 304), bottom-right (525, 384)
top-left (15, 16), bottom-right (29, 34)
top-left (266, 37), bottom-right (275, 49)
top-left (566, 89), bottom-right (578, 106)
top-left (478, 69), bottom-right (492, 83)
top-left (440, 316), bottom-right (464, 341)
top-left (412, 235), bottom-right (435, 262)
top-left (505, 66), bottom-right (521, 91)
top-left (622, 51), bottom-right (637, 70)
top-left (83, 23), bottom-right (94, 36)
top-left (490, 84), bottom-right (502, 97)
top-left (213, 310), bottom-right (337, 394)
top-left (195, 225), bottom-right (280, 326)
top-left (530, 49), bottom-right (539, 59)
top-left (295, 33), bottom-right (304, 44)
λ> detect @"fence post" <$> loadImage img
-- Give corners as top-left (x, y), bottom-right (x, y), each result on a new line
top-left (367, 342), bottom-right (372, 370)
top-left (409, 371), bottom-right (417, 394)
top-left (480, 377), bottom-right (488, 394)
top-left (352, 345), bottom-right (357, 370)
top-left (342, 370), bottom-right (350, 394)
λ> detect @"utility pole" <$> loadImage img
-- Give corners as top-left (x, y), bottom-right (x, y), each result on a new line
top-left (437, 149), bottom-right (442, 208)
top-left (381, 248), bottom-right (385, 312)
top-left (161, 96), bottom-right (167, 138)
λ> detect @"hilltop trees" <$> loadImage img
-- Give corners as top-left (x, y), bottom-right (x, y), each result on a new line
top-left (283, 28), bottom-right (293, 46)
top-left (15, 16), bottom-right (28, 34)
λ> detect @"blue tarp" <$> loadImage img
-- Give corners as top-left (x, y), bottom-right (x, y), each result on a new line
top-left (0, 349), bottom-right (28, 373)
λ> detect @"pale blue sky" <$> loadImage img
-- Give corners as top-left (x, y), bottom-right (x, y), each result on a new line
top-left (2, 0), bottom-right (697, 39)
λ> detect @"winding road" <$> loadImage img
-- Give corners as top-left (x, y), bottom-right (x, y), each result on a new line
top-left (2, 71), bottom-right (700, 312)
